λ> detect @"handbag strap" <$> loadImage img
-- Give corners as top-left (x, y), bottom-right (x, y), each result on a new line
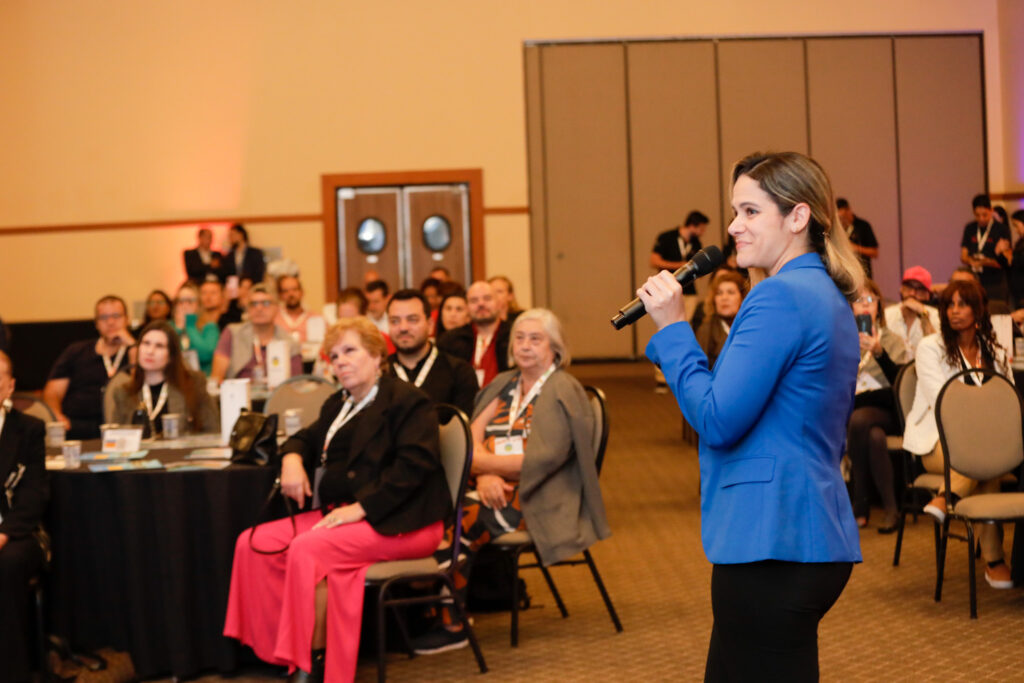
top-left (248, 477), bottom-right (298, 555)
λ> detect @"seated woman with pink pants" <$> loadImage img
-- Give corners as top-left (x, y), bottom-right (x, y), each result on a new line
top-left (224, 317), bottom-right (451, 682)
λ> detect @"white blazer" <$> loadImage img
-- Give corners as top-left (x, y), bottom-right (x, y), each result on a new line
top-left (902, 333), bottom-right (1011, 455)
top-left (883, 303), bottom-right (941, 359)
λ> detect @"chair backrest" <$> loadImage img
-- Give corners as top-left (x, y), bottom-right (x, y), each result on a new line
top-left (892, 361), bottom-right (917, 428)
top-left (264, 375), bottom-right (336, 428)
top-left (584, 385), bottom-right (610, 475)
top-left (436, 404), bottom-right (473, 569)
top-left (936, 368), bottom-right (1024, 483)
top-left (10, 392), bottom-right (56, 423)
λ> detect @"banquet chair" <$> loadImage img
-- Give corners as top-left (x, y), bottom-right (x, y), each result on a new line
top-left (264, 375), bottom-right (336, 429)
top-left (890, 362), bottom-right (944, 567)
top-left (10, 392), bottom-right (56, 423)
top-left (491, 385), bottom-right (623, 647)
top-left (312, 404), bottom-right (487, 682)
top-left (933, 368), bottom-right (1024, 618)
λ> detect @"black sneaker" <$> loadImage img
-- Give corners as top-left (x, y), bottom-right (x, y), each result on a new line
top-left (412, 626), bottom-right (469, 655)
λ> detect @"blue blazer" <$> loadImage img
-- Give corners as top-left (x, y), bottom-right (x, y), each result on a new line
top-left (647, 253), bottom-right (862, 564)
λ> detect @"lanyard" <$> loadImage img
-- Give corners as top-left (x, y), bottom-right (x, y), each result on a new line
top-left (142, 382), bottom-right (169, 422)
top-left (102, 345), bottom-right (127, 378)
top-left (677, 234), bottom-right (692, 260)
top-left (394, 344), bottom-right (438, 388)
top-left (957, 344), bottom-right (981, 371)
top-left (474, 329), bottom-right (495, 367)
top-left (321, 382), bottom-right (379, 464)
top-left (506, 364), bottom-right (556, 435)
top-left (976, 221), bottom-right (993, 253)
top-left (252, 339), bottom-right (264, 367)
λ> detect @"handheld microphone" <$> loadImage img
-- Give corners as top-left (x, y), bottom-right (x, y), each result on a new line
top-left (610, 245), bottom-right (724, 330)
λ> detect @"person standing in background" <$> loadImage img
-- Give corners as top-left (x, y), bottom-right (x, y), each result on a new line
top-left (836, 198), bottom-right (879, 279)
top-left (960, 194), bottom-right (1011, 303)
top-left (223, 224), bottom-right (266, 285)
top-left (183, 227), bottom-right (225, 283)
top-left (650, 210), bottom-right (709, 318)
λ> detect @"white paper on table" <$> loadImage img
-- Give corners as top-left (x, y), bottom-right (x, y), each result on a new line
top-left (266, 340), bottom-right (291, 388)
top-left (102, 428), bottom-right (144, 453)
top-left (220, 379), bottom-right (251, 446)
top-left (992, 314), bottom-right (1013, 361)
top-left (306, 316), bottom-right (326, 343)
top-left (321, 302), bottom-right (337, 325)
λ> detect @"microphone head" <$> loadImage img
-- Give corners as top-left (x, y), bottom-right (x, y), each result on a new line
top-left (692, 245), bottom-right (725, 275)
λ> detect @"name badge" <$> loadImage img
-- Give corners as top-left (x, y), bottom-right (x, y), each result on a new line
top-left (493, 435), bottom-right (524, 456)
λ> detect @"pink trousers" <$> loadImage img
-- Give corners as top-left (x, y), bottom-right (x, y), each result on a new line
top-left (223, 510), bottom-right (443, 682)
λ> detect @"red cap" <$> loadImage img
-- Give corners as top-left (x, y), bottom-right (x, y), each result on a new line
top-left (901, 266), bottom-right (933, 291)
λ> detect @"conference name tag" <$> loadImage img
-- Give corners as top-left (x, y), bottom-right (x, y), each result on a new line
top-left (493, 435), bottom-right (524, 456)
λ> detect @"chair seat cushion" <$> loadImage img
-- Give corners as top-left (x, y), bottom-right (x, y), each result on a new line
top-left (886, 435), bottom-right (903, 451)
top-left (492, 530), bottom-right (532, 546)
top-left (954, 493), bottom-right (1024, 520)
top-left (912, 473), bottom-right (944, 490)
top-left (365, 557), bottom-right (438, 581)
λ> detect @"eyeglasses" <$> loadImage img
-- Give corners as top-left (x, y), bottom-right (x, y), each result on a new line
top-left (176, 298), bottom-right (197, 305)
top-left (248, 300), bottom-right (274, 309)
top-left (855, 295), bottom-right (876, 304)
top-left (96, 313), bottom-right (124, 322)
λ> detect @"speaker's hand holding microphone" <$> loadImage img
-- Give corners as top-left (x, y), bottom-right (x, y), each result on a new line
top-left (610, 245), bottom-right (724, 330)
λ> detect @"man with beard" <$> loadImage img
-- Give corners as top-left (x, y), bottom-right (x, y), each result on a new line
top-left (386, 290), bottom-right (477, 415)
top-left (437, 281), bottom-right (511, 388)
top-left (883, 265), bottom-right (940, 358)
top-left (274, 275), bottom-right (324, 344)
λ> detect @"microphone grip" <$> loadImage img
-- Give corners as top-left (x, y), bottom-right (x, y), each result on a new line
top-left (610, 298), bottom-right (645, 330)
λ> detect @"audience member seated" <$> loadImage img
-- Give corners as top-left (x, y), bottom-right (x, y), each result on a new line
top-left (694, 270), bottom-right (748, 369)
top-left (428, 265), bottom-right (450, 283)
top-left (846, 280), bottom-right (910, 532)
top-left (902, 280), bottom-right (1014, 589)
top-left (274, 275), bottom-right (324, 343)
top-left (488, 275), bottom-right (523, 322)
top-left (0, 351), bottom-right (48, 683)
top-left (223, 318), bottom-right (450, 682)
top-left (336, 287), bottom-right (368, 319)
top-left (960, 194), bottom-right (1011, 303)
top-left (104, 322), bottom-right (218, 434)
top-left (173, 283), bottom-right (220, 375)
top-left (437, 281), bottom-right (511, 388)
top-left (413, 308), bottom-right (610, 654)
top-left (365, 279), bottom-right (390, 335)
top-left (435, 291), bottom-right (470, 338)
top-left (948, 266), bottom-right (1012, 315)
top-left (183, 226), bottom-right (225, 284)
top-left (44, 295), bottom-right (134, 439)
top-left (420, 277), bottom-right (443, 313)
top-left (133, 289), bottom-right (173, 337)
top-left (883, 266), bottom-right (939, 358)
top-left (223, 223), bottom-right (266, 284)
top-left (199, 279), bottom-right (237, 331)
top-left (386, 289), bottom-right (478, 416)
top-left (211, 285), bottom-right (301, 384)
top-left (1006, 209), bottom-right (1024, 310)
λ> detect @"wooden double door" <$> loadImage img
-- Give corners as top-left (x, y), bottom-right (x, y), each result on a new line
top-left (334, 183), bottom-right (470, 290)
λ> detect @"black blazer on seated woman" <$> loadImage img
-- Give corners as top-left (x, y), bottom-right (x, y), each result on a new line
top-left (280, 374), bottom-right (451, 536)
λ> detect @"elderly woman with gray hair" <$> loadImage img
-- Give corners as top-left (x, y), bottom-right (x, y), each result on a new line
top-left (412, 307), bottom-right (611, 654)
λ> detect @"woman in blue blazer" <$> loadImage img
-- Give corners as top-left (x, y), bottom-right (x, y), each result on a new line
top-left (639, 152), bottom-right (863, 682)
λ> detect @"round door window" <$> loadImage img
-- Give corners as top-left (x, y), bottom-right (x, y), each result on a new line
top-left (356, 217), bottom-right (386, 255)
top-left (422, 215), bottom-right (452, 252)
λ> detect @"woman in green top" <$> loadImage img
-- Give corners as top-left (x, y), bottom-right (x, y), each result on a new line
top-left (174, 282), bottom-right (220, 375)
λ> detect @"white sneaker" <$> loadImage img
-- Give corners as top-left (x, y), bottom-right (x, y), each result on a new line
top-left (922, 496), bottom-right (946, 524)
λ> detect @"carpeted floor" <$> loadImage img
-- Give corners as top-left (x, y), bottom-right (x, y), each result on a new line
top-left (162, 361), bottom-right (1023, 682)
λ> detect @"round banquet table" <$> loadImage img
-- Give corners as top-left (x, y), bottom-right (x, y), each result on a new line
top-left (45, 440), bottom-right (278, 679)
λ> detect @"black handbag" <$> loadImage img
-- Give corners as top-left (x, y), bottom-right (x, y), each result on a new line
top-left (229, 410), bottom-right (278, 466)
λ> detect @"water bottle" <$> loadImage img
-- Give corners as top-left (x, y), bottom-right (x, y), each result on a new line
top-left (131, 401), bottom-right (152, 439)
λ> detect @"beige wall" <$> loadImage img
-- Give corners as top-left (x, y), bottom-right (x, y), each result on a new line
top-left (999, 0), bottom-right (1024, 212)
top-left (0, 0), bottom-right (1015, 321)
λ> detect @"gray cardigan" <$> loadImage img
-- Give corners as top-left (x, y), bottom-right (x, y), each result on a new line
top-left (473, 368), bottom-right (611, 565)
top-left (104, 370), bottom-right (220, 433)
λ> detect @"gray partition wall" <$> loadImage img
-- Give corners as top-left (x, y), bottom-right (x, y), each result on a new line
top-left (525, 33), bottom-right (986, 359)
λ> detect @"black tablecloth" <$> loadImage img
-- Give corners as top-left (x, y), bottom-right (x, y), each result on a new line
top-left (46, 445), bottom-right (277, 679)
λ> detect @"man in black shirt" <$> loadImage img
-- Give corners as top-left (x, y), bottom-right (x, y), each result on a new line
top-left (836, 198), bottom-right (879, 279)
top-left (43, 295), bottom-right (134, 439)
top-left (960, 194), bottom-right (1011, 302)
top-left (183, 226), bottom-right (225, 283)
top-left (386, 290), bottom-right (477, 416)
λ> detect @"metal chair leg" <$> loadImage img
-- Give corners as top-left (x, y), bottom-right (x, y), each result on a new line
top-left (934, 518), bottom-right (950, 602)
top-left (893, 508), bottom-right (907, 566)
top-left (538, 564), bottom-right (568, 618)
top-left (510, 547), bottom-right (523, 647)
top-left (440, 575), bottom-right (487, 673)
top-left (377, 586), bottom-right (388, 683)
top-left (583, 550), bottom-right (623, 632)
top-left (966, 522), bottom-right (978, 619)
top-left (34, 581), bottom-right (49, 680)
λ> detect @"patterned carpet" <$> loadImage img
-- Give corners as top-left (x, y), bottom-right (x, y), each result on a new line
top-left (163, 361), bottom-right (1023, 682)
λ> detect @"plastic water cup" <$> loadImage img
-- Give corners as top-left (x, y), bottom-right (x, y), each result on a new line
top-left (62, 440), bottom-right (82, 469)
top-left (162, 413), bottom-right (183, 440)
top-left (46, 421), bottom-right (66, 448)
top-left (284, 408), bottom-right (303, 437)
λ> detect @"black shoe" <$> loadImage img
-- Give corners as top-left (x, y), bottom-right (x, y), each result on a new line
top-left (877, 512), bottom-right (900, 535)
top-left (411, 626), bottom-right (469, 655)
top-left (291, 649), bottom-right (325, 683)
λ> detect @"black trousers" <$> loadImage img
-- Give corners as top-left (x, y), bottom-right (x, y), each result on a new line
top-left (705, 560), bottom-right (853, 683)
top-left (0, 535), bottom-right (45, 683)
